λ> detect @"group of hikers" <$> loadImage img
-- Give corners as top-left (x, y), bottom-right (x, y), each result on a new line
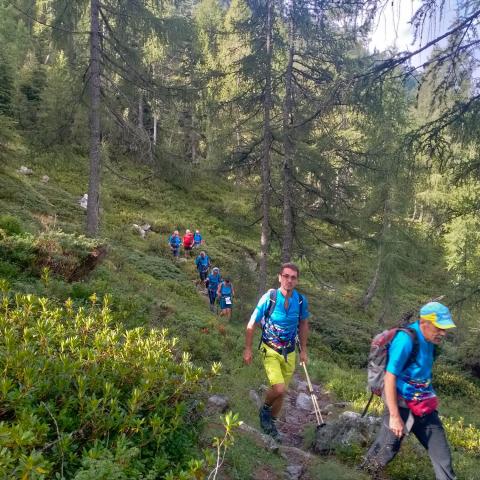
top-left (168, 229), bottom-right (235, 319)
top-left (243, 262), bottom-right (457, 480)
top-left (167, 229), bottom-right (203, 258)
top-left (167, 229), bottom-right (456, 479)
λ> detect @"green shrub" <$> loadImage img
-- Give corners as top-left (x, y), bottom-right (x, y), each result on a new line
top-left (0, 215), bottom-right (23, 235)
top-left (443, 417), bottom-right (480, 454)
top-left (0, 230), bottom-right (104, 281)
top-left (434, 365), bottom-right (480, 399)
top-left (0, 231), bottom-right (36, 268)
top-left (126, 251), bottom-right (183, 281)
top-left (0, 259), bottom-right (19, 278)
top-left (0, 286), bottom-right (220, 478)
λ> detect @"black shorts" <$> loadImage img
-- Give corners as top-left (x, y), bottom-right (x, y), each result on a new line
top-left (199, 269), bottom-right (208, 281)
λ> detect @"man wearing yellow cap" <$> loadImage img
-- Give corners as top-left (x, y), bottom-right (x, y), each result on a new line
top-left (363, 302), bottom-right (456, 480)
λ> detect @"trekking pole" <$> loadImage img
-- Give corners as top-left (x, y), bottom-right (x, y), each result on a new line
top-left (300, 361), bottom-right (326, 428)
top-left (361, 392), bottom-right (374, 418)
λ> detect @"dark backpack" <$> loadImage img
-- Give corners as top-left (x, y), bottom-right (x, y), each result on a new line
top-left (366, 326), bottom-right (419, 397)
top-left (258, 288), bottom-right (304, 350)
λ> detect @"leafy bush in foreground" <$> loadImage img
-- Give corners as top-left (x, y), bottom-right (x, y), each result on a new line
top-left (0, 282), bottom-right (220, 478)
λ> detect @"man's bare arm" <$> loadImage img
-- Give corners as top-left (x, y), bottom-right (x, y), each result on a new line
top-left (384, 371), bottom-right (404, 437)
top-left (243, 317), bottom-right (258, 364)
top-left (298, 320), bottom-right (309, 363)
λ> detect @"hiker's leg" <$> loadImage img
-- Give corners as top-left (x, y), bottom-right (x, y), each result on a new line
top-left (280, 350), bottom-right (296, 389)
top-left (411, 411), bottom-right (456, 480)
top-left (265, 383), bottom-right (285, 417)
top-left (363, 407), bottom-right (409, 472)
top-left (265, 351), bottom-right (296, 417)
top-left (262, 347), bottom-right (287, 416)
top-left (208, 290), bottom-right (215, 305)
top-left (208, 290), bottom-right (215, 311)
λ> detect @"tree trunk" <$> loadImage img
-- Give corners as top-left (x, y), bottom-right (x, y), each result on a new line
top-left (191, 112), bottom-right (197, 164)
top-left (86, 0), bottom-right (102, 237)
top-left (411, 197), bottom-right (417, 221)
top-left (362, 245), bottom-right (382, 310)
top-left (153, 114), bottom-right (158, 145)
top-left (281, 2), bottom-right (295, 263)
top-left (138, 91), bottom-right (143, 129)
top-left (259, 0), bottom-right (274, 292)
top-left (362, 200), bottom-right (389, 310)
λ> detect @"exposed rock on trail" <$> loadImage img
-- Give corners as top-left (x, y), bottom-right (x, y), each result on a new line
top-left (313, 411), bottom-right (381, 454)
top-left (241, 372), bottom-right (379, 479)
top-left (278, 373), bottom-right (330, 449)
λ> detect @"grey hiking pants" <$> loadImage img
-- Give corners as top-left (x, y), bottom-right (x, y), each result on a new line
top-left (363, 407), bottom-right (456, 480)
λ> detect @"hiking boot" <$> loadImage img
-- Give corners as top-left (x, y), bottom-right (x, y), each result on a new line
top-left (210, 305), bottom-right (215, 312)
top-left (259, 404), bottom-right (273, 434)
top-left (270, 417), bottom-right (282, 443)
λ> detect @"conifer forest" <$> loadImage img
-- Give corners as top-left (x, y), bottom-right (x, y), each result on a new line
top-left (2, 0), bottom-right (480, 479)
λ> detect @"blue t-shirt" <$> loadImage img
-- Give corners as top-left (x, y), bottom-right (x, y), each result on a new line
top-left (195, 255), bottom-right (210, 271)
top-left (207, 273), bottom-right (221, 291)
top-left (386, 321), bottom-right (436, 401)
top-left (251, 289), bottom-right (309, 347)
top-left (220, 282), bottom-right (232, 296)
top-left (169, 235), bottom-right (181, 248)
top-left (194, 233), bottom-right (202, 244)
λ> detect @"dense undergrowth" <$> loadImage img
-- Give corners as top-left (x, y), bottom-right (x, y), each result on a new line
top-left (1, 149), bottom-right (480, 478)
top-left (0, 285), bottom-right (220, 479)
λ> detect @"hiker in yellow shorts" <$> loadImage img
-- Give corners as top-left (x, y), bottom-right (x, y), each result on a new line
top-left (243, 263), bottom-right (310, 441)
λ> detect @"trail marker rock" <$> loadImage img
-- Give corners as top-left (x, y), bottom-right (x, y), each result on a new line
top-left (132, 223), bottom-right (151, 238)
top-left (18, 166), bottom-right (33, 175)
top-left (78, 194), bottom-right (88, 209)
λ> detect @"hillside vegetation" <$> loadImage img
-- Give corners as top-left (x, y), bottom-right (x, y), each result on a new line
top-left (1, 150), bottom-right (480, 479)
top-left (3, 0), bottom-right (480, 478)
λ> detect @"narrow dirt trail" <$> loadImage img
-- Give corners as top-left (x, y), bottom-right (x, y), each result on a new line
top-left (242, 372), bottom-right (347, 480)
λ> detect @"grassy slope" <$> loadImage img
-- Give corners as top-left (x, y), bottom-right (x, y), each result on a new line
top-left (1, 150), bottom-right (480, 479)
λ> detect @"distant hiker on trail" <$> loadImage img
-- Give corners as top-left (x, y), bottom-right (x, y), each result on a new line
top-left (193, 229), bottom-right (203, 248)
top-left (195, 251), bottom-right (211, 284)
top-left (168, 230), bottom-right (181, 258)
top-left (183, 229), bottom-right (195, 258)
top-left (243, 263), bottom-right (309, 441)
top-left (362, 302), bottom-right (457, 480)
top-left (217, 277), bottom-right (235, 320)
top-left (205, 267), bottom-right (221, 312)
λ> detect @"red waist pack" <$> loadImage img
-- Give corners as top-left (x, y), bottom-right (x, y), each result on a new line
top-left (405, 396), bottom-right (438, 417)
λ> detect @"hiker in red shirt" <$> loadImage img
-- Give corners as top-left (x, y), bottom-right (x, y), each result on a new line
top-left (183, 229), bottom-right (195, 258)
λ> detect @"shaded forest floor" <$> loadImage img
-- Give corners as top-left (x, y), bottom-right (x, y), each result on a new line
top-left (1, 149), bottom-right (480, 479)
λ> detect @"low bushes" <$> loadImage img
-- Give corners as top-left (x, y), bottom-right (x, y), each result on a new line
top-left (0, 284), bottom-right (220, 478)
top-left (0, 229), bottom-right (105, 281)
top-left (0, 215), bottom-right (23, 236)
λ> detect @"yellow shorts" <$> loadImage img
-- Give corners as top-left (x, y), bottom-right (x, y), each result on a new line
top-left (261, 343), bottom-right (296, 386)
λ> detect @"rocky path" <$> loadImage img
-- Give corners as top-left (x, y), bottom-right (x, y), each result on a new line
top-left (279, 373), bottom-right (330, 449)
top-left (242, 373), bottom-right (337, 480)
top-left (233, 372), bottom-right (380, 480)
